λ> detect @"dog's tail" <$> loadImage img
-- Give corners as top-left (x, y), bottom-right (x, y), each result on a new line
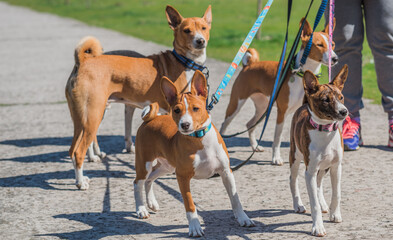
top-left (242, 48), bottom-right (260, 66)
top-left (74, 36), bottom-right (103, 66)
top-left (141, 102), bottom-right (160, 122)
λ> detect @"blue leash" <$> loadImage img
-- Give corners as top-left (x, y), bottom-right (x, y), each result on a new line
top-left (207, 0), bottom-right (274, 111)
top-left (300, 0), bottom-right (328, 66)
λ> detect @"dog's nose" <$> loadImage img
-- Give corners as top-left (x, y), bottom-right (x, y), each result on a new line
top-left (339, 109), bottom-right (348, 116)
top-left (196, 38), bottom-right (205, 46)
top-left (332, 56), bottom-right (338, 64)
top-left (181, 122), bottom-right (190, 130)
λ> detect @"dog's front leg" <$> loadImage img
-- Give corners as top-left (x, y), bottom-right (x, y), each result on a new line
top-left (124, 105), bottom-right (135, 153)
top-left (305, 166), bottom-right (326, 237)
top-left (329, 162), bottom-right (342, 223)
top-left (220, 169), bottom-right (255, 227)
top-left (177, 174), bottom-right (203, 237)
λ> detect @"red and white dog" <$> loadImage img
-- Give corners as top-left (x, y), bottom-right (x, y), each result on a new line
top-left (289, 65), bottom-right (348, 236)
top-left (65, 5), bottom-right (212, 190)
top-left (220, 18), bottom-right (337, 165)
top-left (134, 71), bottom-right (254, 237)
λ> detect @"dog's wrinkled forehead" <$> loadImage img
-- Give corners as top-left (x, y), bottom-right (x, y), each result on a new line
top-left (314, 84), bottom-right (342, 101)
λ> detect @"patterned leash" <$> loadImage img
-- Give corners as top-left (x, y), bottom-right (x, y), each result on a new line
top-left (328, 0), bottom-right (335, 83)
top-left (207, 0), bottom-right (274, 111)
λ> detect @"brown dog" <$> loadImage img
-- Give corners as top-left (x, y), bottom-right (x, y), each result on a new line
top-left (65, 5), bottom-right (212, 190)
top-left (220, 18), bottom-right (337, 166)
top-left (134, 71), bottom-right (254, 237)
top-left (289, 65), bottom-right (348, 236)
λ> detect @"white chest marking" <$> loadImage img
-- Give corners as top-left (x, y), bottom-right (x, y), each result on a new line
top-left (193, 124), bottom-right (228, 179)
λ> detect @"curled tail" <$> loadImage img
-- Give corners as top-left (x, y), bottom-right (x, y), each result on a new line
top-left (74, 36), bottom-right (103, 66)
top-left (242, 48), bottom-right (260, 66)
top-left (141, 102), bottom-right (160, 122)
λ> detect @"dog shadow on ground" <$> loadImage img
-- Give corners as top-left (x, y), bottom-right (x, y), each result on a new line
top-left (223, 136), bottom-right (290, 149)
top-left (39, 209), bottom-right (310, 239)
top-left (361, 144), bottom-right (393, 152)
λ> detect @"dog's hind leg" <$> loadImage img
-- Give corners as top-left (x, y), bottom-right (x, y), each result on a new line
top-left (220, 96), bottom-right (246, 135)
top-left (317, 169), bottom-right (329, 213)
top-left (145, 159), bottom-right (175, 212)
top-left (124, 105), bottom-right (135, 153)
top-left (134, 160), bottom-right (153, 219)
top-left (87, 142), bottom-right (101, 162)
top-left (246, 93), bottom-right (269, 152)
top-left (329, 162), bottom-right (342, 223)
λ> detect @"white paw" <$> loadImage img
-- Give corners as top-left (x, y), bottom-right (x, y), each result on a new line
top-left (188, 219), bottom-right (204, 237)
top-left (311, 222), bottom-right (327, 237)
top-left (252, 145), bottom-right (265, 152)
top-left (271, 156), bottom-right (283, 166)
top-left (98, 151), bottom-right (106, 159)
top-left (294, 204), bottom-right (306, 213)
top-left (76, 176), bottom-right (90, 190)
top-left (330, 212), bottom-right (342, 223)
top-left (147, 198), bottom-right (159, 212)
top-left (124, 141), bottom-right (135, 153)
top-left (88, 155), bottom-right (101, 163)
top-left (136, 206), bottom-right (150, 219)
top-left (236, 212), bottom-right (255, 227)
top-left (321, 204), bottom-right (329, 213)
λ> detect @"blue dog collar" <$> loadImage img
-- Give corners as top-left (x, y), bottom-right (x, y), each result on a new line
top-left (188, 123), bottom-right (212, 138)
top-left (172, 49), bottom-right (209, 78)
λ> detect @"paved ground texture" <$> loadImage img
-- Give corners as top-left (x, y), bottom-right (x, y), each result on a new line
top-left (1, 2), bottom-right (392, 239)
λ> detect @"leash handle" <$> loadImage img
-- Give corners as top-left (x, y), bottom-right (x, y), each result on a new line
top-left (207, 0), bottom-right (274, 111)
top-left (328, 0), bottom-right (335, 83)
top-left (300, 0), bottom-right (328, 66)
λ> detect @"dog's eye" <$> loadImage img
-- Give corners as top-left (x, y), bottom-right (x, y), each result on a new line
top-left (174, 108), bottom-right (181, 114)
top-left (339, 95), bottom-right (344, 101)
top-left (193, 107), bottom-right (199, 112)
top-left (184, 29), bottom-right (191, 34)
top-left (317, 43), bottom-right (324, 47)
top-left (202, 27), bottom-right (206, 30)
top-left (323, 97), bottom-right (330, 103)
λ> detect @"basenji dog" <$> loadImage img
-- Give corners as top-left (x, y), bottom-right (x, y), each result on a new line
top-left (134, 71), bottom-right (254, 237)
top-left (220, 18), bottom-right (338, 166)
top-left (289, 65), bottom-right (348, 237)
top-left (66, 5), bottom-right (212, 190)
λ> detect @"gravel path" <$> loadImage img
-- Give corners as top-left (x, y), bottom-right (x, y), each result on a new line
top-left (0, 2), bottom-right (392, 239)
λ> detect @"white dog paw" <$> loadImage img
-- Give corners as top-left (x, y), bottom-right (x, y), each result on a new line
top-left (294, 204), bottom-right (306, 213)
top-left (330, 212), bottom-right (342, 223)
top-left (88, 155), bottom-right (101, 163)
top-left (311, 222), bottom-right (327, 237)
top-left (272, 156), bottom-right (283, 166)
top-left (98, 151), bottom-right (106, 159)
top-left (236, 212), bottom-right (255, 227)
top-left (252, 145), bottom-right (265, 152)
top-left (147, 198), bottom-right (160, 212)
top-left (321, 204), bottom-right (329, 213)
top-left (124, 142), bottom-right (135, 153)
top-left (136, 206), bottom-right (150, 219)
top-left (76, 176), bottom-right (90, 190)
top-left (188, 219), bottom-right (204, 237)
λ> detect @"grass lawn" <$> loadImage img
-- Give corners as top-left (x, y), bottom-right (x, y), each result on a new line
top-left (4, 0), bottom-right (381, 104)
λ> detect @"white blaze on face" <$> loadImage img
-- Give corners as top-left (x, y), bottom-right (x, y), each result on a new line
top-left (321, 34), bottom-right (337, 65)
top-left (178, 97), bottom-right (194, 134)
top-left (193, 31), bottom-right (206, 49)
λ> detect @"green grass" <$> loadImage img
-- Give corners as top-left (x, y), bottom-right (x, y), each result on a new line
top-left (4, 0), bottom-right (381, 103)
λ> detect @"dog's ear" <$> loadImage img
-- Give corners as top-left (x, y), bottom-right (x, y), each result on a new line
top-left (166, 5), bottom-right (183, 30)
top-left (161, 76), bottom-right (178, 106)
top-left (303, 71), bottom-right (319, 95)
top-left (203, 5), bottom-right (212, 27)
top-left (300, 18), bottom-right (312, 40)
top-left (331, 64), bottom-right (348, 91)
top-left (191, 70), bottom-right (208, 98)
top-left (323, 17), bottom-right (336, 34)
